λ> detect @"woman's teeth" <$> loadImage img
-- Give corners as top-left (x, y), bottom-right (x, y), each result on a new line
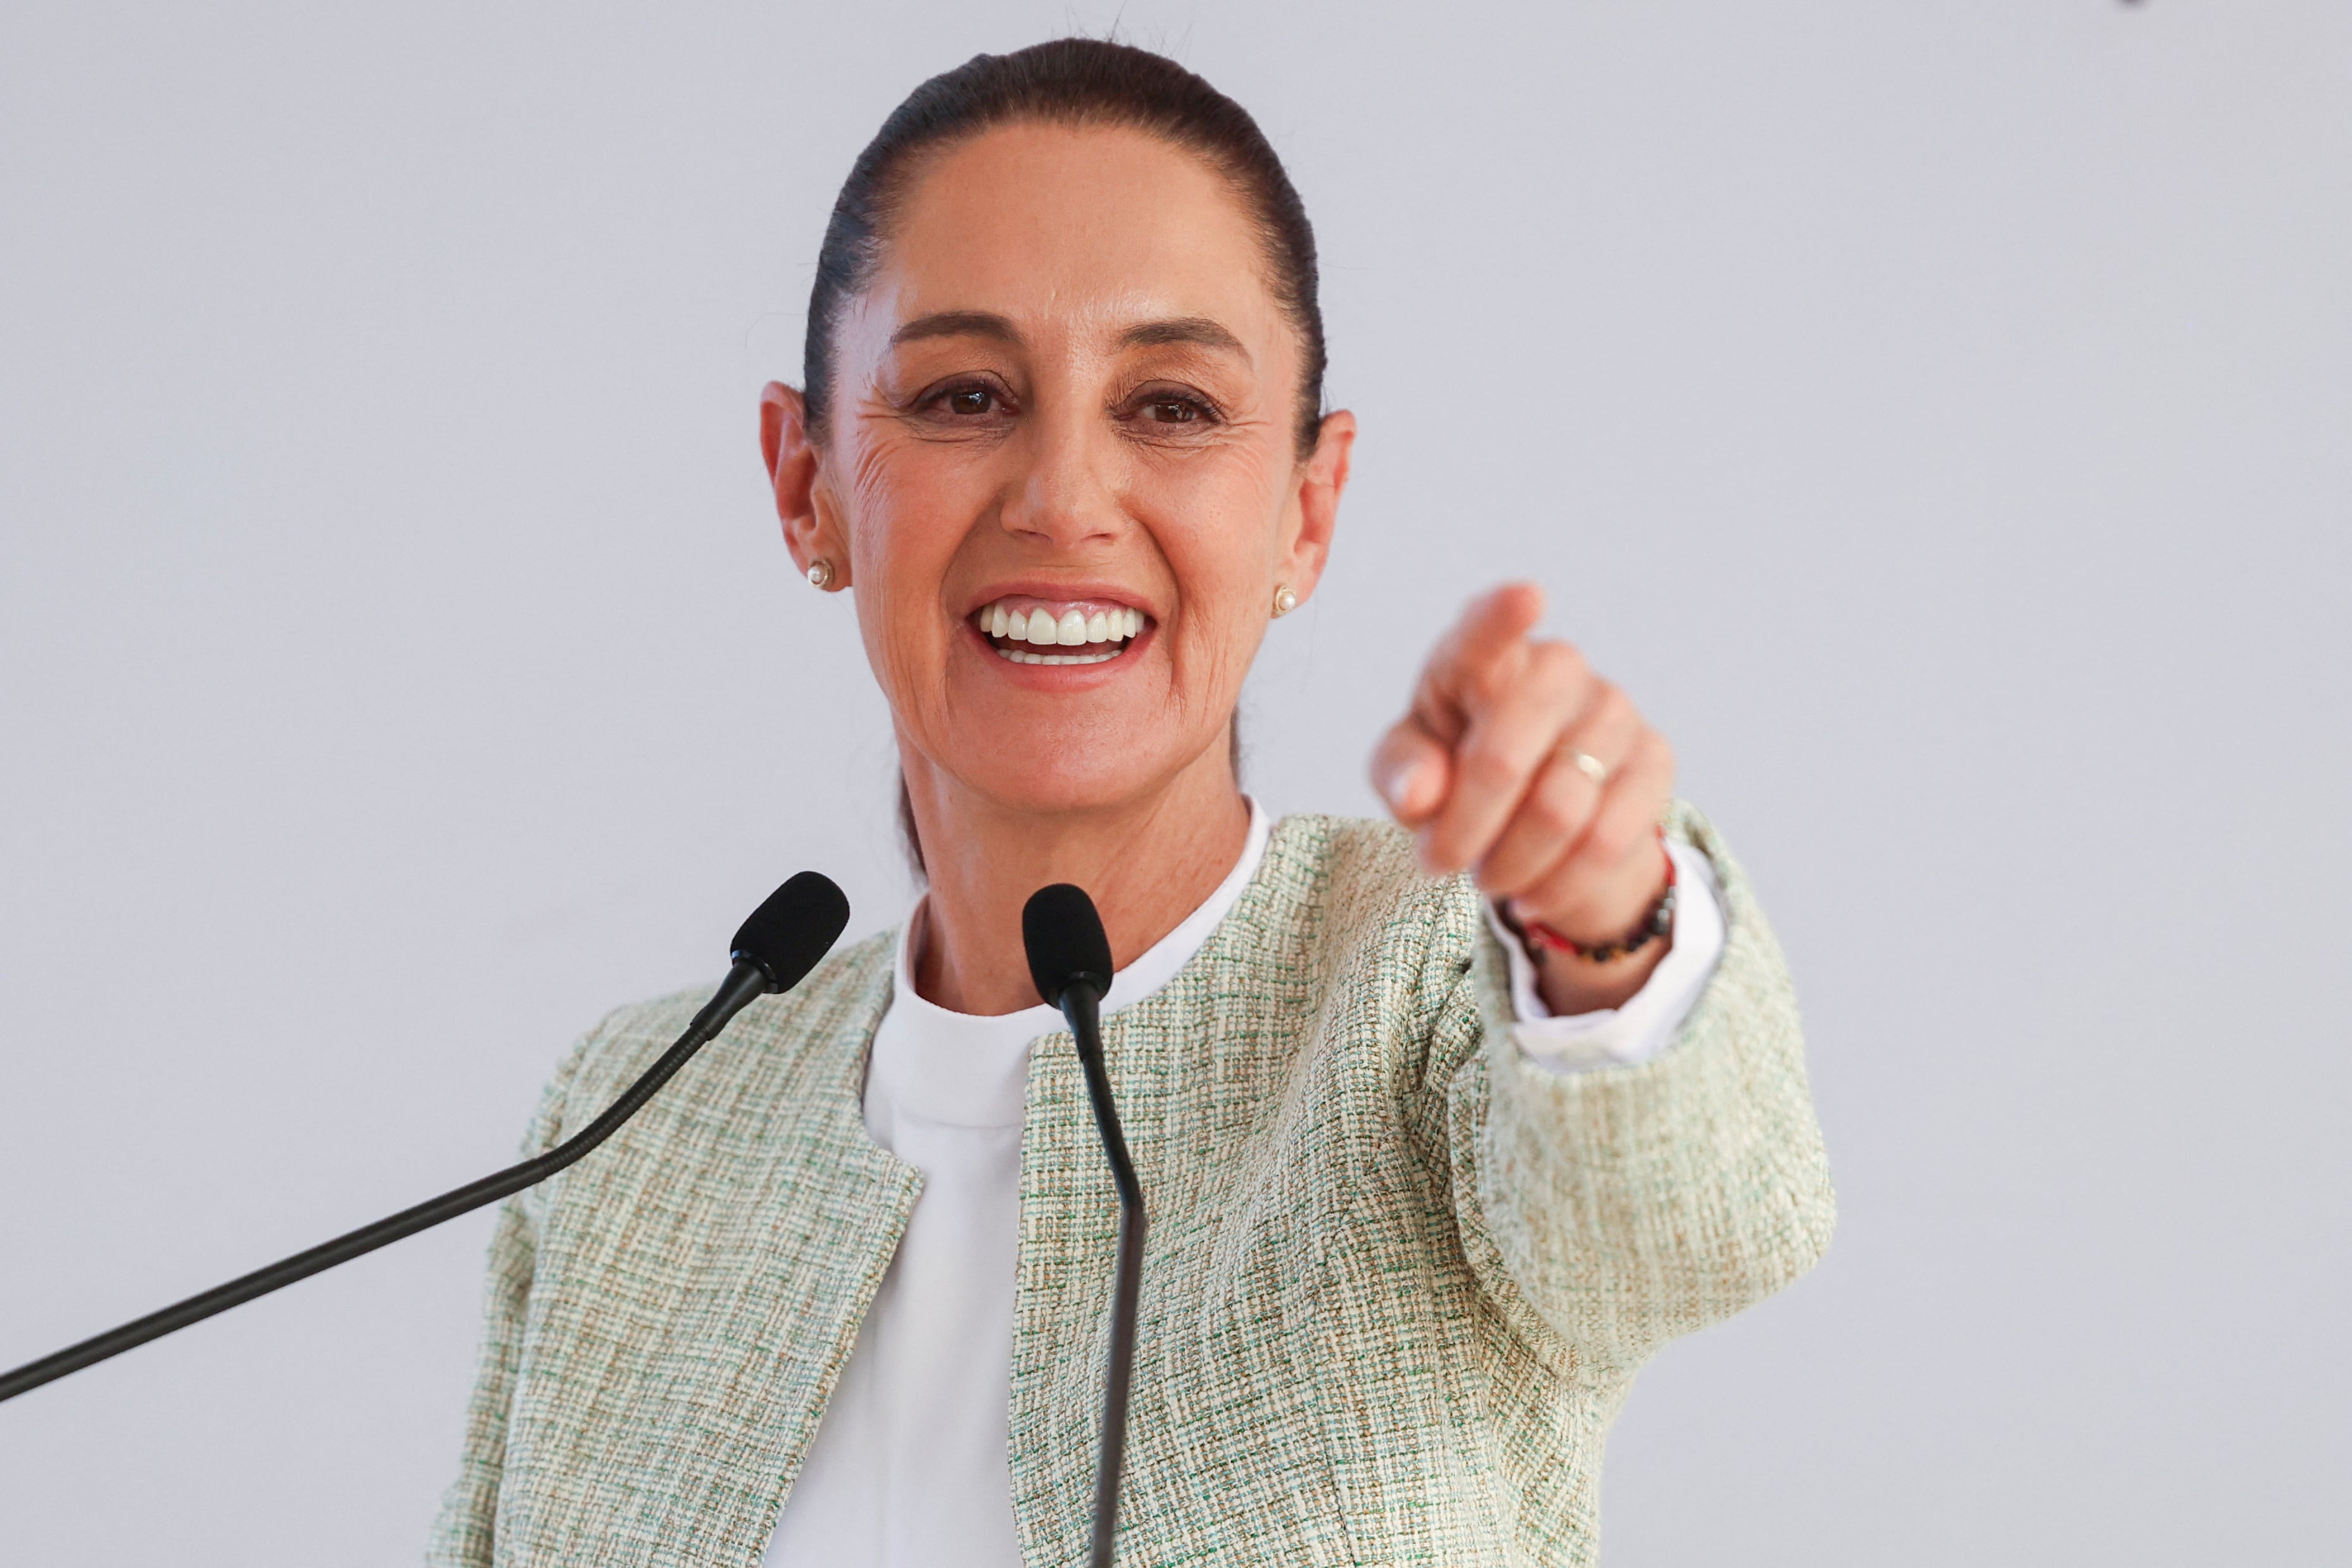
top-left (973, 599), bottom-right (1147, 666)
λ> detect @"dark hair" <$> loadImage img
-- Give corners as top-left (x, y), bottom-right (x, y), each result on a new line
top-left (803, 37), bottom-right (1327, 457)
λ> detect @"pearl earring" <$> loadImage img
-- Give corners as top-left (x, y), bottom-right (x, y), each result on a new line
top-left (1272, 584), bottom-right (1299, 618)
top-left (806, 559), bottom-right (835, 591)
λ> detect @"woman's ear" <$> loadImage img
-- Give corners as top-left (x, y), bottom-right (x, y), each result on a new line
top-left (761, 381), bottom-right (850, 586)
top-left (1276, 408), bottom-right (1356, 607)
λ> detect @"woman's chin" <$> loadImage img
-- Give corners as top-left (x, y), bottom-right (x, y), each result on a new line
top-left (935, 730), bottom-right (1204, 822)
top-left (914, 620), bottom-right (1225, 816)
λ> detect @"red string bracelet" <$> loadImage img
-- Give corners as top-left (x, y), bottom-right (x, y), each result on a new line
top-left (1515, 828), bottom-right (1677, 964)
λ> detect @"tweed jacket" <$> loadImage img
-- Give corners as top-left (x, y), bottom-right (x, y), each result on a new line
top-left (427, 806), bottom-right (1833, 1567)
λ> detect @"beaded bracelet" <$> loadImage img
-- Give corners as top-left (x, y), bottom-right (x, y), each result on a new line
top-left (1514, 830), bottom-right (1677, 964)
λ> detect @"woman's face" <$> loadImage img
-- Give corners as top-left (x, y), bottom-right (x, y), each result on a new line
top-left (768, 122), bottom-right (1352, 823)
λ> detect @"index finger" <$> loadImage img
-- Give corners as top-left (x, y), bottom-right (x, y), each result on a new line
top-left (1420, 582), bottom-right (1548, 719)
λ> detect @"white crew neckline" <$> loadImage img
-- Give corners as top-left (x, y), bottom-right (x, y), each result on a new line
top-left (869, 796), bottom-right (1273, 1130)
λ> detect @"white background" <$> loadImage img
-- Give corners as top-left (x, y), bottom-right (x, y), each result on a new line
top-left (2, 3), bottom-right (2345, 1562)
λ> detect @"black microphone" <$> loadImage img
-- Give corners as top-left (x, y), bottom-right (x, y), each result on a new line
top-left (1023, 883), bottom-right (1143, 1568)
top-left (0, 870), bottom-right (851, 1406)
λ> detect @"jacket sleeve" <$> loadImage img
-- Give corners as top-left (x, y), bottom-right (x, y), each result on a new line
top-left (423, 1022), bottom-right (603, 1567)
top-left (1443, 804), bottom-right (1835, 1387)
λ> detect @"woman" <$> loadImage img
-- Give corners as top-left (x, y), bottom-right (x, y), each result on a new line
top-left (431, 39), bottom-right (1831, 1568)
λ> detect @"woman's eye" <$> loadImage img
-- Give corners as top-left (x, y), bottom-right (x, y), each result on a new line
top-left (1136, 395), bottom-right (1211, 425)
top-left (942, 386), bottom-right (996, 417)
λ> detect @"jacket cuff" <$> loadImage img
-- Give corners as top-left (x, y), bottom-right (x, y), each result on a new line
top-left (1486, 837), bottom-right (1727, 1073)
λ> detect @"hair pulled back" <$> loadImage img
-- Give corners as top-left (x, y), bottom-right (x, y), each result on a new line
top-left (804, 38), bottom-right (1327, 457)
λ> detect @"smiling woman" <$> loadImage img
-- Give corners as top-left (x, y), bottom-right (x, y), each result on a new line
top-left (428, 39), bottom-right (1833, 1568)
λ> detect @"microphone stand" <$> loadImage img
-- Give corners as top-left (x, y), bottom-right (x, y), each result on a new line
top-left (0, 965), bottom-right (771, 1405)
top-left (1051, 977), bottom-right (1146, 1568)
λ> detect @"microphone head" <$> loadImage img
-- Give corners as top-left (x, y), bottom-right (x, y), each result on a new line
top-left (1023, 883), bottom-right (1114, 1009)
top-left (731, 871), bottom-right (852, 993)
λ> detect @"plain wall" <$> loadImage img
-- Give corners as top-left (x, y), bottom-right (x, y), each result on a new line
top-left (2, 3), bottom-right (2344, 1562)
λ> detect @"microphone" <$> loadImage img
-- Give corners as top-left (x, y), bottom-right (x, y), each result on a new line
top-left (1023, 883), bottom-right (1143, 1568)
top-left (0, 870), bottom-right (851, 1406)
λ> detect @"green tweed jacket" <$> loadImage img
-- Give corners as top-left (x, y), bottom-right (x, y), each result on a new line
top-left (428, 806), bottom-right (1833, 1566)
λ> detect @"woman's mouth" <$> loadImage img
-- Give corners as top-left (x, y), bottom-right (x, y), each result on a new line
top-left (970, 595), bottom-right (1149, 667)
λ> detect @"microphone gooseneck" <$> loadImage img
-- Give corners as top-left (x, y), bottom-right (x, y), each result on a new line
top-left (1023, 882), bottom-right (1144, 1568)
top-left (0, 870), bottom-right (851, 1407)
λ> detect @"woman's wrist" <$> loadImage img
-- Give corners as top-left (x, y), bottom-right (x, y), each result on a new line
top-left (1501, 833), bottom-right (1678, 1015)
top-left (1523, 926), bottom-right (1672, 1015)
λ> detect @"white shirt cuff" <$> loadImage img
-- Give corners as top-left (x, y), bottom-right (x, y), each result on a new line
top-left (1485, 837), bottom-right (1728, 1073)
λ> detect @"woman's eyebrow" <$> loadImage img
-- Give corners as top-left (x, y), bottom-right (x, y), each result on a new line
top-left (890, 310), bottom-right (1021, 348)
top-left (1119, 317), bottom-right (1248, 360)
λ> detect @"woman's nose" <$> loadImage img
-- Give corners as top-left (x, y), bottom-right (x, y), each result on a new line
top-left (1000, 409), bottom-right (1123, 548)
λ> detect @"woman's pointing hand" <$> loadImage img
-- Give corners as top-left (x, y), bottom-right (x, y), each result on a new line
top-left (1370, 583), bottom-right (1678, 1012)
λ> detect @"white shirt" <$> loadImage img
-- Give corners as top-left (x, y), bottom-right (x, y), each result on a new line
top-left (764, 802), bottom-right (1726, 1566)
